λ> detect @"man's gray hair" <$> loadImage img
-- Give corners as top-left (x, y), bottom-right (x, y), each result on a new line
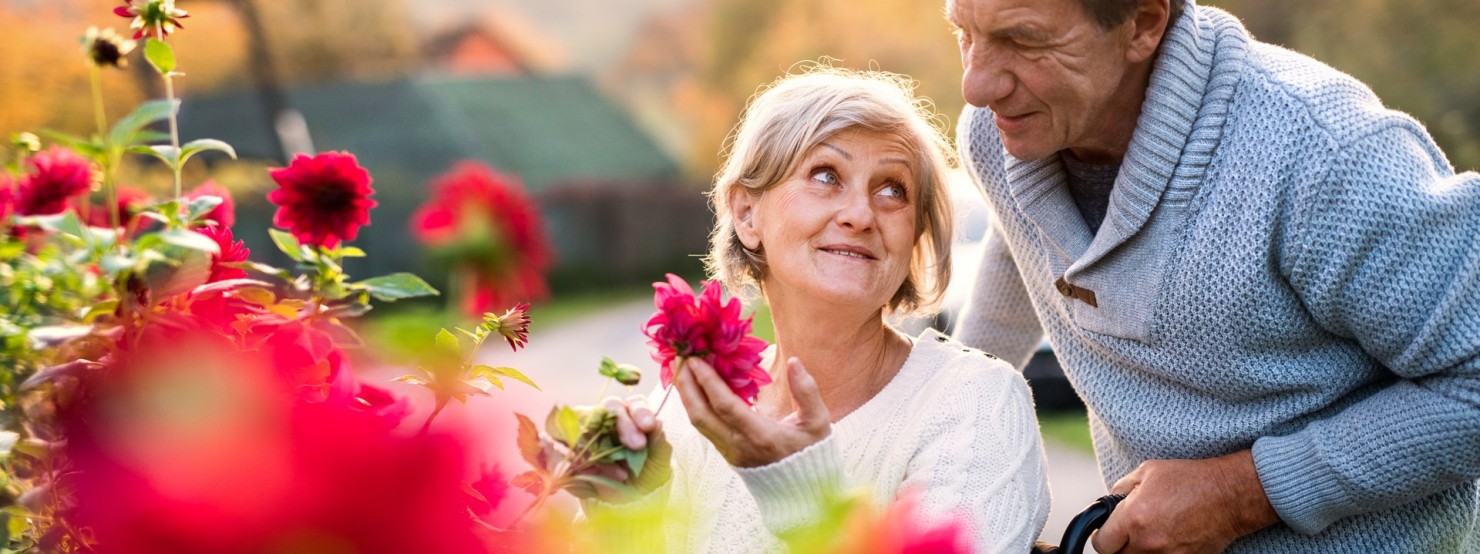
top-left (1081, 0), bottom-right (1186, 30)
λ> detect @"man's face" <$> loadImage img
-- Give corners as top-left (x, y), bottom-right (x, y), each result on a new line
top-left (948, 0), bottom-right (1141, 161)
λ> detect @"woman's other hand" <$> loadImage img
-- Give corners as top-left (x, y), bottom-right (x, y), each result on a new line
top-left (569, 395), bottom-right (672, 504)
top-left (676, 356), bottom-right (831, 468)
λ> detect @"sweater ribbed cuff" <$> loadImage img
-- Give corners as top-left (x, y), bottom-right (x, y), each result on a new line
top-left (1253, 433), bottom-right (1361, 534)
top-left (734, 434), bottom-right (846, 536)
top-left (578, 481), bottom-right (671, 551)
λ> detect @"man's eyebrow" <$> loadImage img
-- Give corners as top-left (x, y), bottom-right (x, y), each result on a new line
top-left (819, 142), bottom-right (853, 160)
top-left (990, 25), bottom-right (1051, 42)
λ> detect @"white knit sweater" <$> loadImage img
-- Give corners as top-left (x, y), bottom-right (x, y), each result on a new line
top-left (595, 328), bottom-right (1051, 553)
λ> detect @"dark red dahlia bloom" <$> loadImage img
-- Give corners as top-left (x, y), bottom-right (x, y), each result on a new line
top-left (197, 224), bottom-right (250, 282)
top-left (16, 145), bottom-right (94, 216)
top-left (187, 179), bottom-right (236, 228)
top-left (411, 162), bottom-right (553, 316)
top-left (643, 274), bottom-right (770, 405)
top-left (113, 0), bottom-right (189, 40)
top-left (267, 151), bottom-right (376, 248)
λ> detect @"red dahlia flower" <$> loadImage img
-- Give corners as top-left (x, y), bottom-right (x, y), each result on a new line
top-left (113, 0), bottom-right (189, 40)
top-left (16, 146), bottom-right (94, 216)
top-left (0, 175), bottom-right (14, 224)
top-left (76, 184), bottom-right (149, 229)
top-left (197, 224), bottom-right (250, 282)
top-left (643, 274), bottom-right (770, 405)
top-left (267, 151), bottom-right (376, 248)
top-left (411, 162), bottom-right (553, 316)
top-left (188, 180), bottom-right (236, 228)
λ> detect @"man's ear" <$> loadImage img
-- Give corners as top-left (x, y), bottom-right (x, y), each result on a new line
top-left (1126, 0), bottom-right (1172, 64)
top-left (730, 186), bottom-right (762, 251)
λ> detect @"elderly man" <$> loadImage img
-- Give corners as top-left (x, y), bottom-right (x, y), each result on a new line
top-left (947, 0), bottom-right (1480, 551)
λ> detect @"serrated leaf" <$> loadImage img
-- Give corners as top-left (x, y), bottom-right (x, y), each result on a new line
top-left (109, 99), bottom-right (177, 147)
top-left (145, 38), bottom-right (175, 74)
top-left (177, 139), bottom-right (236, 167)
top-left (352, 273), bottom-right (439, 302)
top-left (268, 229), bottom-right (303, 261)
top-left (515, 412), bottom-right (544, 468)
top-left (476, 365), bottom-right (540, 391)
top-left (156, 228), bottom-right (221, 255)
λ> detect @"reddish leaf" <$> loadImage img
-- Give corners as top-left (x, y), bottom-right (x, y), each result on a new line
top-left (514, 412), bottom-right (544, 468)
top-left (510, 470), bottom-right (544, 496)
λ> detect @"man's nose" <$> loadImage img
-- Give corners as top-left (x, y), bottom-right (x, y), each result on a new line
top-left (962, 45), bottom-right (1013, 108)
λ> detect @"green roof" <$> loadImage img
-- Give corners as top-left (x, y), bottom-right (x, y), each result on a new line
top-left (178, 74), bottom-right (681, 192)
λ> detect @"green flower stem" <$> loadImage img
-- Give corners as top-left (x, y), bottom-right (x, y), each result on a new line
top-left (654, 356), bottom-right (686, 414)
top-left (156, 28), bottom-right (182, 200)
top-left (89, 65), bottom-right (108, 228)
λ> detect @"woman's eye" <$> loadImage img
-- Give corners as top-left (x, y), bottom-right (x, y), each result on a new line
top-left (810, 168), bottom-right (839, 185)
top-left (878, 182), bottom-right (906, 199)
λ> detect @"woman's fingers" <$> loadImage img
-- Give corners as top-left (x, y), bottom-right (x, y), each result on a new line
top-left (603, 397), bottom-right (647, 451)
top-left (785, 358), bottom-right (831, 434)
top-left (685, 357), bottom-right (767, 435)
top-left (626, 394), bottom-right (659, 433)
top-left (674, 357), bottom-right (723, 441)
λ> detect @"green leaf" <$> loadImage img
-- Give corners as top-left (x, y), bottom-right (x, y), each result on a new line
top-left (81, 300), bottom-right (119, 322)
top-left (16, 212), bottom-right (85, 238)
top-left (109, 99), bottom-right (178, 147)
top-left (393, 375), bottom-right (430, 386)
top-left (353, 273), bottom-right (439, 302)
top-left (337, 246), bottom-right (366, 257)
top-left (625, 446), bottom-right (649, 477)
top-left (475, 365), bottom-right (540, 391)
top-left (557, 405), bottom-right (582, 448)
top-left (145, 38), bottom-right (175, 74)
top-left (157, 228), bottom-right (221, 255)
top-left (268, 229), bottom-right (303, 261)
top-left (185, 194), bottom-right (224, 222)
top-left (478, 374), bottom-right (504, 390)
top-left (126, 144), bottom-right (179, 167)
top-left (177, 138), bottom-right (237, 167)
top-left (434, 328), bottom-right (459, 354)
top-left (243, 261), bottom-right (293, 281)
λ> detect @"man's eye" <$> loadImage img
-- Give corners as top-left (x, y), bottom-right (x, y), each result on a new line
top-left (811, 169), bottom-right (839, 185)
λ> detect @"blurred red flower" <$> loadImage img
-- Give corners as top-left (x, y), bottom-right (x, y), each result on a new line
top-left (267, 151), bottom-right (376, 248)
top-left (113, 0), bottom-right (188, 40)
top-left (644, 273), bottom-right (770, 405)
top-left (16, 146), bottom-right (94, 216)
top-left (187, 180), bottom-right (236, 228)
top-left (0, 175), bottom-right (14, 225)
top-left (410, 162), bottom-right (553, 316)
top-left (197, 224), bottom-right (249, 282)
top-left (76, 184), bottom-right (150, 229)
top-left (858, 492), bottom-right (969, 554)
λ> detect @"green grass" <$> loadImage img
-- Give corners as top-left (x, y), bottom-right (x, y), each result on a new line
top-left (1038, 409), bottom-right (1095, 454)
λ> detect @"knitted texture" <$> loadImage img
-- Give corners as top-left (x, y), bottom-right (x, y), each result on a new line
top-left (615, 328), bottom-right (1050, 553)
top-left (955, 2), bottom-right (1480, 551)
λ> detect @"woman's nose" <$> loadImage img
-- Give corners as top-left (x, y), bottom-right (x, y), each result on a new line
top-left (834, 186), bottom-right (875, 231)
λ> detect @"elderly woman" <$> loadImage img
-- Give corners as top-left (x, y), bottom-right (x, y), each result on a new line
top-left (586, 68), bottom-right (1050, 553)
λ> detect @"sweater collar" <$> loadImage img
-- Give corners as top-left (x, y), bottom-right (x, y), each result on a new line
top-left (1003, 2), bottom-right (1249, 273)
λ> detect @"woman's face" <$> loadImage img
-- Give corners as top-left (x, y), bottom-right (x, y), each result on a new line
top-left (737, 128), bottom-right (921, 311)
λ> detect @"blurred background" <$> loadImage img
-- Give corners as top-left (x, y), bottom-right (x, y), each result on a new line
top-left (3, 0), bottom-right (1477, 546)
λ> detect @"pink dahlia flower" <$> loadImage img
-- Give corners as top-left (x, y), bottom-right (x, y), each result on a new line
top-left (16, 146), bottom-right (94, 216)
top-left (643, 274), bottom-right (769, 405)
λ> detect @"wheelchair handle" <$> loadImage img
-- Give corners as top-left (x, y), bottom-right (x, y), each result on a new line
top-left (1045, 493), bottom-right (1125, 554)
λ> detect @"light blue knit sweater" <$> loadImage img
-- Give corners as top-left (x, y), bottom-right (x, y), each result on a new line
top-left (955, 2), bottom-right (1480, 551)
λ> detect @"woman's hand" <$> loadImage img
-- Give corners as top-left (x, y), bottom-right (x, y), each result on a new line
top-left (568, 395), bottom-right (672, 504)
top-left (675, 356), bottom-right (831, 468)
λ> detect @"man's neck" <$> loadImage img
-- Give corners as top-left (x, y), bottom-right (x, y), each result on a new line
top-left (1069, 59), bottom-right (1156, 164)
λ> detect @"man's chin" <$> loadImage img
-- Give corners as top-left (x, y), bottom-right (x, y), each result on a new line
top-left (999, 138), bottom-right (1056, 162)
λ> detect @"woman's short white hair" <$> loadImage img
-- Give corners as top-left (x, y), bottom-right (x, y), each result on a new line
top-left (705, 64), bottom-right (955, 316)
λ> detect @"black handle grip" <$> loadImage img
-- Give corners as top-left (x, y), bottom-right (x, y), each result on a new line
top-left (1046, 493), bottom-right (1125, 554)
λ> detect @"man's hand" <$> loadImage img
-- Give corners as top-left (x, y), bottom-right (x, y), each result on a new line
top-left (1092, 450), bottom-right (1280, 553)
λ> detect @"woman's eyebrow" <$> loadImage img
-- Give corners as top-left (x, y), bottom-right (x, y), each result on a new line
top-left (819, 142), bottom-right (853, 160)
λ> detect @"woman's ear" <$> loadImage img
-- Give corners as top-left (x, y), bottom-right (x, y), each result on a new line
top-left (730, 186), bottom-right (762, 251)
